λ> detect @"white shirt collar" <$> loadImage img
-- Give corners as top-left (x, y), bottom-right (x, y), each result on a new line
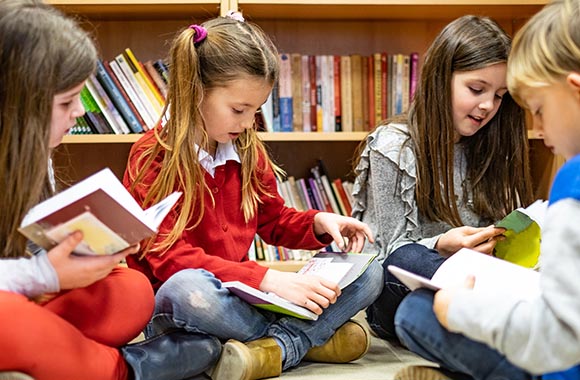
top-left (197, 140), bottom-right (241, 177)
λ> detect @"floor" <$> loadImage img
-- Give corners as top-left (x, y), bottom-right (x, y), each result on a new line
top-left (275, 312), bottom-right (434, 380)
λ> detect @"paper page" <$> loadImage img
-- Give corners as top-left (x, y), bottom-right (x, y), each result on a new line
top-left (387, 265), bottom-right (441, 292)
top-left (143, 191), bottom-right (182, 230)
top-left (432, 248), bottom-right (540, 300)
top-left (298, 258), bottom-right (353, 284)
top-left (21, 168), bottom-right (144, 226)
top-left (44, 211), bottom-right (130, 255)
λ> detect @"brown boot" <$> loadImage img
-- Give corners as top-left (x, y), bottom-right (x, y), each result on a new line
top-left (304, 319), bottom-right (371, 363)
top-left (211, 337), bottom-right (282, 380)
top-left (394, 366), bottom-right (453, 380)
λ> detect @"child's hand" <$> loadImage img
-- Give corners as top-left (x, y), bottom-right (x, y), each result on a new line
top-left (433, 275), bottom-right (476, 328)
top-left (47, 231), bottom-right (139, 290)
top-left (259, 269), bottom-right (340, 315)
top-left (436, 225), bottom-right (505, 257)
top-left (313, 212), bottom-right (374, 252)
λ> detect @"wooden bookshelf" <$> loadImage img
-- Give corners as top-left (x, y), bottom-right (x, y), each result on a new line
top-left (50, 1), bottom-right (558, 270)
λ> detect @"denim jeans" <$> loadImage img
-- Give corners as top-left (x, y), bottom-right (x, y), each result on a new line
top-left (366, 243), bottom-right (445, 341)
top-left (395, 289), bottom-right (531, 380)
top-left (146, 260), bottom-right (383, 370)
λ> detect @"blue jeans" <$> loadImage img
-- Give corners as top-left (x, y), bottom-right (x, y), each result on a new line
top-left (395, 289), bottom-right (531, 380)
top-left (366, 243), bottom-right (444, 341)
top-left (147, 260), bottom-right (383, 370)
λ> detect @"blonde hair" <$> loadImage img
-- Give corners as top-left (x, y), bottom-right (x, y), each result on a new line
top-left (127, 16), bottom-right (281, 254)
top-left (0, 0), bottom-right (97, 258)
top-left (508, 0), bottom-right (580, 104)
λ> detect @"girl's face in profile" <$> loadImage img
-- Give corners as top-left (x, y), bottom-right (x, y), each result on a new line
top-left (50, 81), bottom-right (86, 148)
top-left (451, 63), bottom-right (508, 142)
top-left (522, 73), bottom-right (580, 160)
top-left (200, 76), bottom-right (271, 156)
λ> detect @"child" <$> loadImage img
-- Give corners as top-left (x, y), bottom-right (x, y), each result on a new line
top-left (0, 1), bottom-right (219, 379)
top-left (395, 0), bottom-right (580, 379)
top-left (123, 11), bottom-right (383, 380)
top-left (352, 15), bottom-right (534, 341)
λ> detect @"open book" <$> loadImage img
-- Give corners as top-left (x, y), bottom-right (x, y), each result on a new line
top-left (223, 251), bottom-right (376, 320)
top-left (19, 168), bottom-right (181, 255)
top-left (388, 247), bottom-right (540, 300)
top-left (494, 199), bottom-right (547, 268)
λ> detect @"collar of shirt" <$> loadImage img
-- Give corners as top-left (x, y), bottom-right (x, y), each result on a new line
top-left (197, 140), bottom-right (241, 177)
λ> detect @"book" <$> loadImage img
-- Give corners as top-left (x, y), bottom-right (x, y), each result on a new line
top-left (224, 251), bottom-right (376, 320)
top-left (19, 168), bottom-right (181, 256)
top-left (494, 199), bottom-right (548, 268)
top-left (388, 247), bottom-right (540, 300)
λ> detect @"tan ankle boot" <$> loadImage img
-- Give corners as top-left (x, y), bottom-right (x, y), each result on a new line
top-left (304, 320), bottom-right (371, 363)
top-left (394, 366), bottom-right (453, 380)
top-left (211, 337), bottom-right (282, 380)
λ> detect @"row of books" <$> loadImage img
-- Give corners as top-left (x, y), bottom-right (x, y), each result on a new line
top-left (70, 49), bottom-right (168, 135)
top-left (260, 52), bottom-right (419, 134)
top-left (248, 160), bottom-right (355, 263)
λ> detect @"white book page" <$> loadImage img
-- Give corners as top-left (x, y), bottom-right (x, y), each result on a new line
top-left (143, 191), bottom-right (182, 231)
top-left (21, 168), bottom-right (144, 226)
top-left (431, 248), bottom-right (540, 300)
top-left (298, 258), bottom-right (353, 284)
top-left (389, 248), bottom-right (540, 301)
top-left (518, 199), bottom-right (548, 228)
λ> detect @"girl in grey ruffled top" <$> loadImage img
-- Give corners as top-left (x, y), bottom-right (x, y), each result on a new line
top-left (352, 123), bottom-right (491, 263)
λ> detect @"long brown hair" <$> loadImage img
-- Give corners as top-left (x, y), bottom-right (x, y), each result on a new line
top-left (355, 15), bottom-right (533, 227)
top-left (0, 0), bottom-right (97, 258)
top-left (127, 15), bottom-right (281, 254)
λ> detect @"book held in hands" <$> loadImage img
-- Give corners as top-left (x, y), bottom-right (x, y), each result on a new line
top-left (494, 199), bottom-right (547, 268)
top-left (19, 168), bottom-right (181, 255)
top-left (223, 251), bottom-right (376, 320)
top-left (388, 247), bottom-right (540, 300)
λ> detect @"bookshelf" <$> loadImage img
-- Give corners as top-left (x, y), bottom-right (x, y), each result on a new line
top-left (50, 0), bottom-right (557, 268)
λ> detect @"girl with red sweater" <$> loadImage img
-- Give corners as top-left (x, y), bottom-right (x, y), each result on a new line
top-left (124, 12), bottom-right (383, 380)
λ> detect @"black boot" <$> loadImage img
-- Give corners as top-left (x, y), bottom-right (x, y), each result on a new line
top-left (122, 329), bottom-right (221, 380)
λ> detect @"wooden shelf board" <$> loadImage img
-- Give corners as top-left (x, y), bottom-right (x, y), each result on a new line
top-left (238, 2), bottom-right (547, 21)
top-left (49, 1), bottom-right (221, 20)
top-left (61, 130), bottom-right (541, 144)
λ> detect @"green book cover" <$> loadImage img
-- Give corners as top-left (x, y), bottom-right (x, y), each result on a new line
top-left (494, 200), bottom-right (547, 268)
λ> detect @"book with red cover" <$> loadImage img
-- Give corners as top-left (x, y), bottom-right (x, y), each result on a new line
top-left (19, 168), bottom-right (181, 255)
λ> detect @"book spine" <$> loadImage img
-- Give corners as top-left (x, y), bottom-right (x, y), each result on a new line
top-left (410, 52), bottom-right (419, 102)
top-left (340, 55), bottom-right (353, 132)
top-left (300, 55), bottom-right (311, 132)
top-left (333, 55), bottom-right (342, 132)
top-left (350, 54), bottom-right (364, 132)
top-left (115, 54), bottom-right (159, 124)
top-left (85, 76), bottom-right (124, 134)
top-left (278, 53), bottom-right (293, 132)
top-left (95, 60), bottom-right (144, 133)
top-left (124, 48), bottom-right (165, 107)
top-left (103, 60), bottom-right (148, 131)
top-left (142, 60), bottom-right (168, 99)
top-left (290, 53), bottom-right (303, 132)
top-left (402, 54), bottom-right (410, 113)
top-left (110, 58), bottom-right (156, 128)
top-left (367, 55), bottom-right (375, 128)
top-left (308, 55), bottom-right (318, 132)
top-left (373, 53), bottom-right (382, 124)
top-left (153, 59), bottom-right (169, 84)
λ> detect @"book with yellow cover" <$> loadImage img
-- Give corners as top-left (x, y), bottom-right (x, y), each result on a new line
top-left (494, 199), bottom-right (547, 269)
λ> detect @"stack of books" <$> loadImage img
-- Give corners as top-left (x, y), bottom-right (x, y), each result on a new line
top-left (71, 48), bottom-right (168, 135)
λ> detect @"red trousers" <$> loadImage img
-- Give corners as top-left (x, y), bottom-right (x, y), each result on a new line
top-left (0, 267), bottom-right (154, 380)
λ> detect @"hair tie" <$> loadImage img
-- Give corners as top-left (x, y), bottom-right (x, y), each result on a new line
top-left (189, 24), bottom-right (207, 44)
top-left (225, 10), bottom-right (245, 22)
